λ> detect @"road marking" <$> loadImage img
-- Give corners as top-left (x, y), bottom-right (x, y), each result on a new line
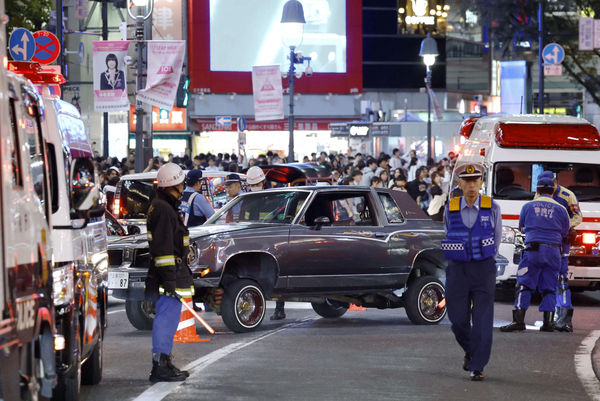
top-left (107, 308), bottom-right (125, 315)
top-left (575, 329), bottom-right (600, 401)
top-left (132, 317), bottom-right (315, 401)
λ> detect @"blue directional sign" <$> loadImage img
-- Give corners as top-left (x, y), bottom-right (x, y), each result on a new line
top-left (237, 116), bottom-right (247, 132)
top-left (9, 28), bottom-right (35, 61)
top-left (542, 43), bottom-right (565, 65)
top-left (216, 116), bottom-right (232, 129)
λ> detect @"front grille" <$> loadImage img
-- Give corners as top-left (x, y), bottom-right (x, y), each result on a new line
top-left (108, 250), bottom-right (123, 266)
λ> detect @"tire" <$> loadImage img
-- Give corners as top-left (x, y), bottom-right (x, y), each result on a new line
top-left (221, 280), bottom-right (266, 333)
top-left (81, 328), bottom-right (103, 385)
top-left (125, 300), bottom-right (155, 330)
top-left (404, 276), bottom-right (446, 325)
top-left (54, 322), bottom-right (81, 401)
top-left (311, 300), bottom-right (349, 318)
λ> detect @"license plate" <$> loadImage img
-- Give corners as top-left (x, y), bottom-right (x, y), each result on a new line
top-left (108, 272), bottom-right (129, 289)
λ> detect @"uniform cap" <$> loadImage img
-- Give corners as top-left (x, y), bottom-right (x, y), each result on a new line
top-left (246, 166), bottom-right (266, 185)
top-left (457, 163), bottom-right (483, 180)
top-left (224, 173), bottom-right (241, 185)
top-left (156, 162), bottom-right (185, 188)
top-left (538, 170), bottom-right (555, 181)
top-left (536, 172), bottom-right (555, 189)
top-left (186, 169), bottom-right (203, 186)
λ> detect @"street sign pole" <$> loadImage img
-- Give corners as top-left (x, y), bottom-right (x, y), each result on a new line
top-left (538, 0), bottom-right (545, 114)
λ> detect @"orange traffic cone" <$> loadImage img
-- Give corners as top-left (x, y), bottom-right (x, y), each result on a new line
top-left (349, 304), bottom-right (367, 311)
top-left (173, 297), bottom-right (211, 343)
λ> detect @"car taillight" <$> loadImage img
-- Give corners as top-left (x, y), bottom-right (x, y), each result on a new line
top-left (582, 232), bottom-right (596, 245)
top-left (112, 198), bottom-right (120, 217)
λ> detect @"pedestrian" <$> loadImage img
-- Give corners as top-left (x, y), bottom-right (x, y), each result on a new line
top-left (540, 171), bottom-right (581, 332)
top-left (224, 173), bottom-right (244, 222)
top-left (442, 163), bottom-right (502, 381)
top-left (500, 172), bottom-right (570, 334)
top-left (180, 170), bottom-right (215, 227)
top-left (360, 159), bottom-right (377, 186)
top-left (406, 166), bottom-right (430, 210)
top-left (145, 163), bottom-right (193, 383)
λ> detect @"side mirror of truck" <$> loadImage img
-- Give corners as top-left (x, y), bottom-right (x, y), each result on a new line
top-left (70, 157), bottom-right (101, 222)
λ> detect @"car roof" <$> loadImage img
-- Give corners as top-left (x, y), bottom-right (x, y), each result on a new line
top-left (476, 114), bottom-right (588, 125)
top-left (119, 170), bottom-right (246, 181)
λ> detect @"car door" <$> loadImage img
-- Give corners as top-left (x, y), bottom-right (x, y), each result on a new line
top-left (285, 190), bottom-right (390, 291)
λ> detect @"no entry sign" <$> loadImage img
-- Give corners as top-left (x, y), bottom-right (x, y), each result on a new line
top-left (32, 31), bottom-right (61, 65)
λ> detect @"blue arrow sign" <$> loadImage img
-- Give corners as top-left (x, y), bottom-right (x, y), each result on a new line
top-left (9, 28), bottom-right (35, 61)
top-left (237, 116), bottom-right (247, 132)
top-left (216, 116), bottom-right (232, 128)
top-left (542, 43), bottom-right (565, 65)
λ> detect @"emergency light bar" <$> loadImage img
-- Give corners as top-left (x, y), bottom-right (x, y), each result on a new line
top-left (459, 117), bottom-right (479, 139)
top-left (7, 61), bottom-right (66, 85)
top-left (495, 123), bottom-right (600, 149)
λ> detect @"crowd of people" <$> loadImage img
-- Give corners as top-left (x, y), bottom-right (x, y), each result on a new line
top-left (96, 148), bottom-right (459, 221)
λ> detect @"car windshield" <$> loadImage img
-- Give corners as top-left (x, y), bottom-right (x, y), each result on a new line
top-left (493, 162), bottom-right (600, 201)
top-left (118, 179), bottom-right (155, 219)
top-left (208, 191), bottom-right (310, 224)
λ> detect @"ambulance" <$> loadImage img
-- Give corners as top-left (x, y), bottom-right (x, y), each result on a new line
top-left (452, 114), bottom-right (600, 291)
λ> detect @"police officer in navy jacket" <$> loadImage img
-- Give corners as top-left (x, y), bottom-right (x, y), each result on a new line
top-left (180, 170), bottom-right (215, 227)
top-left (443, 163), bottom-right (502, 381)
top-left (500, 172), bottom-right (570, 333)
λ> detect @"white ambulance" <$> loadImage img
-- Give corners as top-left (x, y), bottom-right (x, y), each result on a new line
top-left (452, 114), bottom-right (600, 291)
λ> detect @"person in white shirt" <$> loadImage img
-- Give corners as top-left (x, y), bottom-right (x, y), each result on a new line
top-left (389, 148), bottom-right (403, 171)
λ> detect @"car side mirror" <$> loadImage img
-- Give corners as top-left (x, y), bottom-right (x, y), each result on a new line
top-left (127, 224), bottom-right (141, 235)
top-left (312, 216), bottom-right (331, 230)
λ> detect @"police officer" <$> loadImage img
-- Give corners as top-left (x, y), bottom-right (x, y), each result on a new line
top-left (145, 163), bottom-right (194, 382)
top-left (500, 172), bottom-right (570, 333)
top-left (224, 173), bottom-right (244, 222)
top-left (539, 171), bottom-right (581, 332)
top-left (180, 169), bottom-right (215, 227)
top-left (443, 163), bottom-right (502, 381)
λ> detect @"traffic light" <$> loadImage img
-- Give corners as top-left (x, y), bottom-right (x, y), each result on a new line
top-left (175, 75), bottom-right (190, 108)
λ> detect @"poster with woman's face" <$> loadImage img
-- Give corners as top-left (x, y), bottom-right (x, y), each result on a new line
top-left (93, 41), bottom-right (130, 112)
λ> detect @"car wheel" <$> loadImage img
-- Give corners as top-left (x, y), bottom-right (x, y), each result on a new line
top-left (125, 300), bottom-right (155, 330)
top-left (311, 300), bottom-right (349, 318)
top-left (404, 276), bottom-right (446, 325)
top-left (221, 280), bottom-right (266, 333)
top-left (54, 320), bottom-right (81, 401)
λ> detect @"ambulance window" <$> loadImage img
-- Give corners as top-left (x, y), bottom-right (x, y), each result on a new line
top-left (8, 98), bottom-right (23, 187)
top-left (46, 144), bottom-right (59, 214)
top-left (22, 92), bottom-right (47, 213)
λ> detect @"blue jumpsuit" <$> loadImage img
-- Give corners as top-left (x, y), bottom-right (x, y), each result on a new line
top-left (514, 195), bottom-right (570, 312)
top-left (443, 195), bottom-right (502, 372)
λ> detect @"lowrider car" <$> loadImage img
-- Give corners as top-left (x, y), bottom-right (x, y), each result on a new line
top-left (108, 186), bottom-right (448, 332)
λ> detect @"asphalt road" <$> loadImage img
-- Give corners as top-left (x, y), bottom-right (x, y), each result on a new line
top-left (81, 293), bottom-right (600, 401)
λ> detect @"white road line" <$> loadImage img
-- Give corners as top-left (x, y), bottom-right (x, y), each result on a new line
top-left (575, 329), bottom-right (600, 401)
top-left (107, 308), bottom-right (125, 315)
top-left (131, 317), bottom-right (315, 401)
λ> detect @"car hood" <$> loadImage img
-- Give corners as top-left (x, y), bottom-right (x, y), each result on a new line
top-left (188, 223), bottom-right (286, 239)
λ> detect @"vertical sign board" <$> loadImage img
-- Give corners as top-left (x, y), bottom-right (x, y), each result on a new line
top-left (152, 0), bottom-right (183, 40)
top-left (595, 19), bottom-right (600, 48)
top-left (251, 65), bottom-right (284, 121)
top-left (579, 17), bottom-right (594, 51)
top-left (499, 61), bottom-right (527, 114)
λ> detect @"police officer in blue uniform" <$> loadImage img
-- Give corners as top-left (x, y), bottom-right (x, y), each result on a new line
top-left (443, 163), bottom-right (502, 381)
top-left (500, 172), bottom-right (570, 333)
top-left (180, 169), bottom-right (215, 227)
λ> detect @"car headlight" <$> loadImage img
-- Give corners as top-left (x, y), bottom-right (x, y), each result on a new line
top-left (501, 226), bottom-right (516, 244)
top-left (188, 243), bottom-right (199, 265)
top-left (52, 264), bottom-right (74, 305)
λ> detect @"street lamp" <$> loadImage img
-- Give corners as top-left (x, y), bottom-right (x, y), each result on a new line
top-left (419, 33), bottom-right (438, 165)
top-left (128, 0), bottom-right (154, 173)
top-left (281, 0), bottom-right (312, 163)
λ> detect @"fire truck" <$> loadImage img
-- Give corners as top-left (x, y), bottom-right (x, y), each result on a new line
top-left (453, 114), bottom-right (600, 292)
top-left (0, 22), bottom-right (60, 401)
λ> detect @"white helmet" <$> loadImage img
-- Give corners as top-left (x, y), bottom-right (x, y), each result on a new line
top-left (156, 162), bottom-right (185, 188)
top-left (246, 166), bottom-right (266, 185)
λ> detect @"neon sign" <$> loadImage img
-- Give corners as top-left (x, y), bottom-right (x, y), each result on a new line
top-left (405, 0), bottom-right (435, 25)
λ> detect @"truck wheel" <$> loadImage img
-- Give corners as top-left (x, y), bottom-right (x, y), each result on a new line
top-left (221, 280), bottom-right (266, 333)
top-left (311, 300), bottom-right (349, 318)
top-left (404, 276), bottom-right (446, 325)
top-left (54, 322), bottom-right (81, 401)
top-left (81, 327), bottom-right (103, 385)
top-left (125, 300), bottom-right (155, 330)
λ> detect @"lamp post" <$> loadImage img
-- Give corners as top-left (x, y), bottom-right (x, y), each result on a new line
top-left (128, 0), bottom-right (154, 173)
top-left (419, 33), bottom-right (438, 165)
top-left (281, 0), bottom-right (312, 163)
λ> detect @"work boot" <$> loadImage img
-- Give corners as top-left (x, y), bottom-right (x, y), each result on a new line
top-left (167, 354), bottom-right (189, 378)
top-left (270, 302), bottom-right (286, 320)
top-left (149, 353), bottom-right (187, 383)
top-left (540, 311), bottom-right (555, 332)
top-left (500, 309), bottom-right (526, 332)
top-left (554, 308), bottom-right (573, 332)
top-left (463, 352), bottom-right (471, 371)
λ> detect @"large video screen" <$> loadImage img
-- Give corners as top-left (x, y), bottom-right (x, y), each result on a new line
top-left (209, 0), bottom-right (347, 73)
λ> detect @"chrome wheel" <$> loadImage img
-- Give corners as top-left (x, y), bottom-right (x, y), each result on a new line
top-left (418, 282), bottom-right (446, 323)
top-left (235, 285), bottom-right (265, 328)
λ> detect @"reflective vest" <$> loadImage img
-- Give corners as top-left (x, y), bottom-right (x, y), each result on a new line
top-left (180, 189), bottom-right (207, 227)
top-left (442, 196), bottom-right (496, 262)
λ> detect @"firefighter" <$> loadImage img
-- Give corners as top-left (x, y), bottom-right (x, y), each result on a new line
top-left (538, 171), bottom-right (581, 332)
top-left (145, 162), bottom-right (194, 382)
top-left (442, 163), bottom-right (502, 381)
top-left (500, 172), bottom-right (570, 334)
top-left (180, 169), bottom-right (215, 227)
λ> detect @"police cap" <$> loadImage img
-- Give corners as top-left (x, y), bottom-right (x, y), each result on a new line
top-left (457, 163), bottom-right (484, 180)
top-left (186, 169), bottom-right (203, 186)
top-left (225, 173), bottom-right (241, 186)
top-left (536, 172), bottom-right (555, 189)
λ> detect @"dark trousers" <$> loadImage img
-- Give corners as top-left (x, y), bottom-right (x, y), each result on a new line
top-left (152, 295), bottom-right (181, 355)
top-left (514, 248), bottom-right (560, 312)
top-left (445, 258), bottom-right (496, 372)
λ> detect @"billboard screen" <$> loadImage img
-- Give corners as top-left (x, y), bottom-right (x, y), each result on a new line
top-left (188, 0), bottom-right (362, 94)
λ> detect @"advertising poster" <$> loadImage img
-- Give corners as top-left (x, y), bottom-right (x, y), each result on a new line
top-left (93, 41), bottom-right (130, 112)
top-left (252, 65), bottom-right (284, 121)
top-left (137, 41), bottom-right (185, 110)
